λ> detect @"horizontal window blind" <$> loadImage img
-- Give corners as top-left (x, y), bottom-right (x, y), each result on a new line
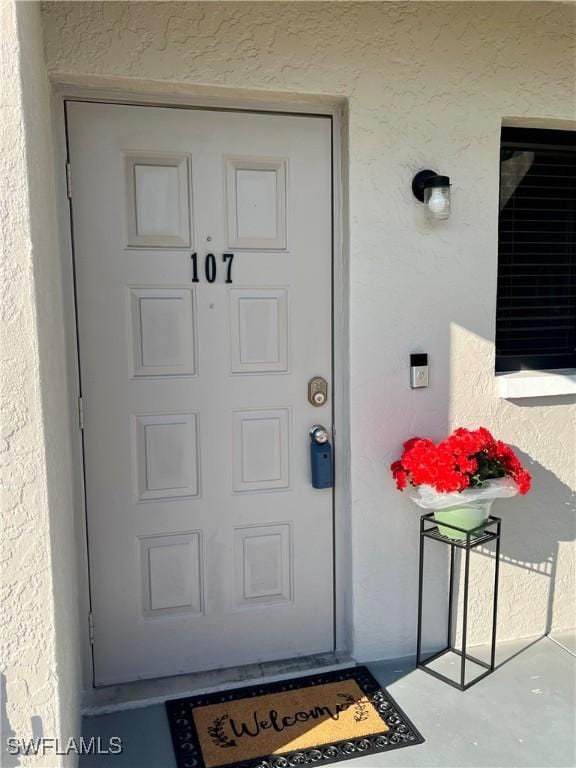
top-left (496, 128), bottom-right (576, 372)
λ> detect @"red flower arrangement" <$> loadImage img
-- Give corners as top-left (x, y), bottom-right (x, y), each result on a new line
top-left (391, 427), bottom-right (531, 495)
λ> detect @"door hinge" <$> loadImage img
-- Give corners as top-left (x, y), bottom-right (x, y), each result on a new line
top-left (78, 396), bottom-right (84, 430)
top-left (88, 612), bottom-right (95, 645)
top-left (66, 163), bottom-right (72, 199)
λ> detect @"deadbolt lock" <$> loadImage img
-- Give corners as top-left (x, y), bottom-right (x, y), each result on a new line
top-left (308, 376), bottom-right (328, 407)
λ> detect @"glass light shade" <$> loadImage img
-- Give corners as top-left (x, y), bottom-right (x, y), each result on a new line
top-left (424, 185), bottom-right (450, 219)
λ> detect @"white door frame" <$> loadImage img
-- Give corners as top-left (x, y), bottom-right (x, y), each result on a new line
top-left (50, 78), bottom-right (350, 692)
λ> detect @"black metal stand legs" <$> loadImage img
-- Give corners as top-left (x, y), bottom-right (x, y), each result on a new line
top-left (416, 512), bottom-right (501, 690)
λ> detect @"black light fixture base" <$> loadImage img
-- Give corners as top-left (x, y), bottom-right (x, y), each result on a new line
top-left (412, 169), bottom-right (438, 202)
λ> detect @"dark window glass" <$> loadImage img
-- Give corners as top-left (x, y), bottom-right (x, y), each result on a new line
top-left (496, 128), bottom-right (576, 372)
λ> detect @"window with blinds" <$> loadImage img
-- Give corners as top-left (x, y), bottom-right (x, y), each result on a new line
top-left (496, 128), bottom-right (576, 372)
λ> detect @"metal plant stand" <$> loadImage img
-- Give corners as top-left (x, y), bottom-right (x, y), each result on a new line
top-left (416, 512), bottom-right (501, 690)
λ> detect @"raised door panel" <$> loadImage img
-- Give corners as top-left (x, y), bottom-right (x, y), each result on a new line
top-left (232, 409), bottom-right (290, 493)
top-left (234, 524), bottom-right (292, 607)
top-left (124, 152), bottom-right (191, 248)
top-left (129, 287), bottom-right (197, 377)
top-left (230, 288), bottom-right (289, 374)
top-left (133, 413), bottom-right (200, 502)
top-left (139, 532), bottom-right (203, 617)
top-left (225, 157), bottom-right (287, 249)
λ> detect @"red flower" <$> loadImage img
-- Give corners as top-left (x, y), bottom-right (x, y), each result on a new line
top-left (391, 461), bottom-right (408, 491)
top-left (403, 436), bottom-right (434, 452)
top-left (390, 427), bottom-right (531, 495)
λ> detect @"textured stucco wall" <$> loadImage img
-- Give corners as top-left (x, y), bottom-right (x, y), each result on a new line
top-left (1, 1), bottom-right (81, 764)
top-left (40, 1), bottom-right (575, 663)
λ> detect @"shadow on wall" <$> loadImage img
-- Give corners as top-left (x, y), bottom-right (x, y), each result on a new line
top-left (440, 318), bottom-right (576, 652)
top-left (383, 327), bottom-right (575, 660)
top-left (0, 674), bottom-right (46, 766)
top-left (1, 673), bottom-right (21, 767)
top-left (448, 443), bottom-right (576, 653)
top-left (495, 445), bottom-right (575, 637)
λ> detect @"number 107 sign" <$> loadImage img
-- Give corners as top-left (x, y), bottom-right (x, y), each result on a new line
top-left (191, 253), bottom-right (234, 284)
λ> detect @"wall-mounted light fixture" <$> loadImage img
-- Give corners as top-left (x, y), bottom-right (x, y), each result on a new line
top-left (412, 169), bottom-right (451, 220)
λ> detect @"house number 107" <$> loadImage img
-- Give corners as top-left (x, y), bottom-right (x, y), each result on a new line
top-left (191, 253), bottom-right (234, 284)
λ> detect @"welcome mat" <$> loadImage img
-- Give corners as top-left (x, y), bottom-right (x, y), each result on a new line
top-left (165, 666), bottom-right (424, 768)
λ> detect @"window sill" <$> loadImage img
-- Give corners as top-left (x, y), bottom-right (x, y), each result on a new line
top-left (496, 369), bottom-right (576, 399)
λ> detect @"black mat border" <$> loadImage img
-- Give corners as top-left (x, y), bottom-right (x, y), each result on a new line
top-left (165, 665), bottom-right (424, 768)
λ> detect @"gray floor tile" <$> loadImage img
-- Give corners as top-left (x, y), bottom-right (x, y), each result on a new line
top-left (548, 629), bottom-right (576, 656)
top-left (80, 637), bottom-right (576, 768)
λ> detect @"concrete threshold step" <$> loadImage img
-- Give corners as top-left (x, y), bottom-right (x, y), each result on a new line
top-left (82, 651), bottom-right (355, 715)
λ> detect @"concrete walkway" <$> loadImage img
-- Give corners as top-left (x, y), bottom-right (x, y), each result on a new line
top-left (79, 635), bottom-right (576, 768)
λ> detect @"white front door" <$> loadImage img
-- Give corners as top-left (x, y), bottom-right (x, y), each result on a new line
top-left (67, 102), bottom-right (334, 685)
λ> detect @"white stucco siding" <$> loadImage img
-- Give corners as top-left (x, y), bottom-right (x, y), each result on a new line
top-left (1, 1), bottom-right (81, 765)
top-left (40, 1), bottom-right (575, 662)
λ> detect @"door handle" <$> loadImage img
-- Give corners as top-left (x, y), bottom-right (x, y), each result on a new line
top-left (309, 425), bottom-right (333, 489)
top-left (309, 425), bottom-right (330, 444)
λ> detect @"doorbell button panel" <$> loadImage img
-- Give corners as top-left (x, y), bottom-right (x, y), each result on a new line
top-left (410, 353), bottom-right (429, 388)
top-left (308, 376), bottom-right (328, 406)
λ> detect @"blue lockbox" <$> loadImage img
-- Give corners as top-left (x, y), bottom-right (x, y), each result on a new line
top-left (310, 440), bottom-right (333, 489)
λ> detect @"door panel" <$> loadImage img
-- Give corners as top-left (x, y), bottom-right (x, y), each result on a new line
top-left (68, 102), bottom-right (333, 685)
